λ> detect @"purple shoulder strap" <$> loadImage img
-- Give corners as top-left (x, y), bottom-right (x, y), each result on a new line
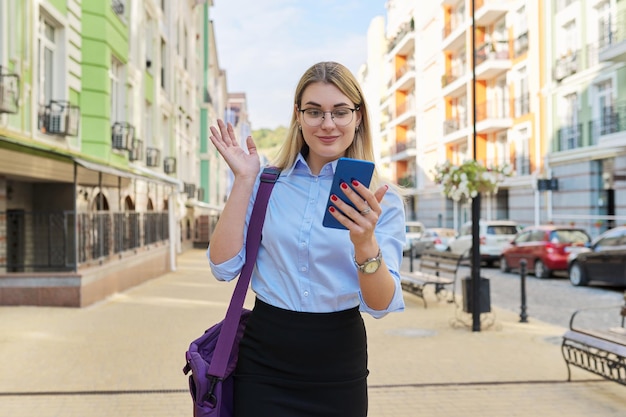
top-left (207, 166), bottom-right (281, 378)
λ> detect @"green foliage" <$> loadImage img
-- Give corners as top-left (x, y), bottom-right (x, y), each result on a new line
top-left (252, 126), bottom-right (288, 161)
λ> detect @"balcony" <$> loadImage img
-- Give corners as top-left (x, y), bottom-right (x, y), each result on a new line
top-left (111, 122), bottom-right (135, 150)
top-left (589, 104), bottom-right (626, 147)
top-left (390, 61), bottom-right (415, 91)
top-left (164, 157), bottom-right (176, 174)
top-left (146, 147), bottom-right (161, 167)
top-left (39, 101), bottom-right (80, 136)
top-left (389, 139), bottom-right (417, 162)
top-left (441, 70), bottom-right (468, 97)
top-left (514, 31), bottom-right (529, 58)
top-left (475, 99), bottom-right (512, 133)
top-left (387, 19), bottom-right (415, 54)
top-left (442, 117), bottom-right (469, 143)
top-left (553, 50), bottom-right (580, 82)
top-left (442, 16), bottom-right (467, 51)
top-left (474, 0), bottom-right (511, 26)
top-left (0, 66), bottom-right (19, 114)
top-left (557, 124), bottom-right (582, 150)
top-left (598, 10), bottom-right (626, 63)
top-left (475, 42), bottom-right (511, 79)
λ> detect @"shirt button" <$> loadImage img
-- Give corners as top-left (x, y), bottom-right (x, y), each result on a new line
top-left (300, 242), bottom-right (306, 247)
top-left (303, 291), bottom-right (309, 297)
top-left (300, 267), bottom-right (307, 272)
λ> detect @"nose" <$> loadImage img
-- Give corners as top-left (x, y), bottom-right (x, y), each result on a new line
top-left (320, 112), bottom-right (336, 128)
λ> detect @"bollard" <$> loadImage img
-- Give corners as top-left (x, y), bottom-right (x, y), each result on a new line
top-left (519, 259), bottom-right (528, 323)
top-left (409, 242), bottom-right (416, 272)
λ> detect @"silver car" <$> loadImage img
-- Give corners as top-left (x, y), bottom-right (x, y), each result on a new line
top-left (448, 219), bottom-right (521, 266)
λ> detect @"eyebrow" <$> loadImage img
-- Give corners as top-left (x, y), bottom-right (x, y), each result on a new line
top-left (302, 101), bottom-right (353, 108)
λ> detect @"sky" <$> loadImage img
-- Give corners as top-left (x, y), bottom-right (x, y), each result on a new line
top-left (211, 0), bottom-right (387, 130)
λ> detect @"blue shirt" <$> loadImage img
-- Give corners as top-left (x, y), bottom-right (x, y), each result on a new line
top-left (207, 155), bottom-right (406, 318)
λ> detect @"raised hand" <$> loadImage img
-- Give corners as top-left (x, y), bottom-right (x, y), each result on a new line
top-left (209, 119), bottom-right (260, 180)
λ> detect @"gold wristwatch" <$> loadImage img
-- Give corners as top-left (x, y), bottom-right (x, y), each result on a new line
top-left (354, 249), bottom-right (382, 274)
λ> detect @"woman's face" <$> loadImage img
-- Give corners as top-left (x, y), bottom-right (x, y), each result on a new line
top-left (296, 82), bottom-right (361, 174)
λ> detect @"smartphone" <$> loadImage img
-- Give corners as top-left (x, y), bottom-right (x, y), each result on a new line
top-left (322, 157), bottom-right (375, 230)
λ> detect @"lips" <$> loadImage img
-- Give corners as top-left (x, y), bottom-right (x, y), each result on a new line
top-left (318, 136), bottom-right (338, 144)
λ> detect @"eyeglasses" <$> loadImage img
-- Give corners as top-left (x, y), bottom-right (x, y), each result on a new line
top-left (298, 106), bottom-right (360, 127)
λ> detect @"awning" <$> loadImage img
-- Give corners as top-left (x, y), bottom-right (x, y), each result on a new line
top-left (74, 158), bottom-right (183, 190)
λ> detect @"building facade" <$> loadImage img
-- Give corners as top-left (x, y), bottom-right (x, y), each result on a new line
top-left (367, 0), bottom-right (626, 235)
top-left (0, 0), bottom-right (227, 306)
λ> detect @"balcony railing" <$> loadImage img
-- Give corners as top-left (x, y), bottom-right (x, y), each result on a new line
top-left (387, 19), bottom-right (414, 52)
top-left (514, 32), bottom-right (529, 57)
top-left (476, 99), bottom-right (509, 121)
top-left (0, 210), bottom-right (169, 272)
top-left (184, 182), bottom-right (196, 199)
top-left (553, 50), bottom-right (580, 81)
top-left (588, 104), bottom-right (626, 144)
top-left (557, 124), bottom-right (582, 150)
top-left (475, 42), bottom-right (510, 66)
top-left (0, 66), bottom-right (19, 114)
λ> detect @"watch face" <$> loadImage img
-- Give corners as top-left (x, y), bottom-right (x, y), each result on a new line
top-left (363, 260), bottom-right (380, 274)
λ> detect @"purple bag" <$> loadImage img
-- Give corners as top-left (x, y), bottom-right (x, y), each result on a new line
top-left (183, 310), bottom-right (250, 417)
top-left (183, 167), bottom-right (280, 417)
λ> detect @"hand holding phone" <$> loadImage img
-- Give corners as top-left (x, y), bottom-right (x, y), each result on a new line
top-left (322, 157), bottom-right (375, 230)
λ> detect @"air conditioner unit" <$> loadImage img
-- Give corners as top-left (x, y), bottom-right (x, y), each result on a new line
top-left (164, 157), bottom-right (176, 174)
top-left (42, 101), bottom-right (80, 136)
top-left (0, 69), bottom-right (19, 114)
top-left (111, 0), bottom-right (124, 16)
top-left (146, 147), bottom-right (160, 167)
top-left (129, 139), bottom-right (143, 161)
top-left (111, 122), bottom-right (134, 150)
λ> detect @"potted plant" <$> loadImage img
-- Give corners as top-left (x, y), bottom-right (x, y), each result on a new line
top-left (432, 160), bottom-right (512, 201)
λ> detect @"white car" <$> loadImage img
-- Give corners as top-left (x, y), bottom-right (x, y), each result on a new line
top-left (447, 220), bottom-right (522, 266)
top-left (403, 221), bottom-right (425, 256)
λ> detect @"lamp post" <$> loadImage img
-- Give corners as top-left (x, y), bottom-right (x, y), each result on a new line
top-left (470, 0), bottom-right (481, 332)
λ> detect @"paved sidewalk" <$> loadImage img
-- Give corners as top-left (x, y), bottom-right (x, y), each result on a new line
top-left (0, 249), bottom-right (624, 416)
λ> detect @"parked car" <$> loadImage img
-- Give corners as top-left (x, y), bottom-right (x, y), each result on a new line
top-left (568, 226), bottom-right (626, 287)
top-left (403, 221), bottom-right (425, 256)
top-left (406, 227), bottom-right (457, 257)
top-left (448, 219), bottom-right (521, 266)
top-left (499, 225), bottom-right (591, 278)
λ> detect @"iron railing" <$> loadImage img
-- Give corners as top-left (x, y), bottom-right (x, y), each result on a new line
top-left (0, 210), bottom-right (169, 272)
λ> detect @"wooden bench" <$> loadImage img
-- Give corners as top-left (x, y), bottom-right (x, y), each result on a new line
top-left (400, 250), bottom-right (464, 308)
top-left (561, 292), bottom-right (626, 386)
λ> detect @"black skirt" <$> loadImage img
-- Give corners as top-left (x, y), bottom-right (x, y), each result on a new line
top-left (234, 298), bottom-right (368, 417)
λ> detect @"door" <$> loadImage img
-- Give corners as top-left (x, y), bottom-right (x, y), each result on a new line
top-left (6, 209), bottom-right (25, 272)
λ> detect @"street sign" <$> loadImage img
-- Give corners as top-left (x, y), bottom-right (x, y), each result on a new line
top-left (537, 178), bottom-right (559, 191)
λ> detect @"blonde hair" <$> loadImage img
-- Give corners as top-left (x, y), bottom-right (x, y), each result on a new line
top-left (272, 61), bottom-right (382, 189)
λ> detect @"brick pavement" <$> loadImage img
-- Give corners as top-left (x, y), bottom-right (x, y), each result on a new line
top-left (0, 249), bottom-right (624, 416)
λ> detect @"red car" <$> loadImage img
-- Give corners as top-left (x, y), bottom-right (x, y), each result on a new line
top-left (500, 225), bottom-right (591, 278)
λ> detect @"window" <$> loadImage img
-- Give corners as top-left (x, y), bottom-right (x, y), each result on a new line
top-left (560, 93), bottom-right (579, 149)
top-left (110, 57), bottom-right (124, 124)
top-left (515, 127), bottom-right (530, 175)
top-left (596, 1), bottom-right (611, 46)
top-left (145, 101), bottom-right (153, 145)
top-left (145, 16), bottom-right (153, 71)
top-left (160, 38), bottom-right (166, 90)
top-left (38, 17), bottom-right (58, 106)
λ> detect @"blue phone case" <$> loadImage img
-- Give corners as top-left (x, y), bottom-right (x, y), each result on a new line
top-left (322, 157), bottom-right (375, 230)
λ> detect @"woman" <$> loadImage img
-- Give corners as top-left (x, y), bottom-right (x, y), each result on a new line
top-left (207, 61), bottom-right (405, 416)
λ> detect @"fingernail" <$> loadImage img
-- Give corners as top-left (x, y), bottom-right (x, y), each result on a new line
top-left (352, 180), bottom-right (359, 187)
top-left (329, 207), bottom-right (336, 213)
top-left (331, 195), bottom-right (338, 202)
top-left (341, 183), bottom-right (348, 190)
top-left (385, 184), bottom-right (389, 190)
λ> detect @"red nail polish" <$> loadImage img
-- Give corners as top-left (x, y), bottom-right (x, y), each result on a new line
top-left (329, 207), bottom-right (336, 213)
top-left (331, 195), bottom-right (338, 202)
top-left (352, 180), bottom-right (359, 187)
top-left (341, 183), bottom-right (348, 189)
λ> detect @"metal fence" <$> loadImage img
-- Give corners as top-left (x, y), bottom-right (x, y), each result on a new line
top-left (1, 210), bottom-right (169, 272)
